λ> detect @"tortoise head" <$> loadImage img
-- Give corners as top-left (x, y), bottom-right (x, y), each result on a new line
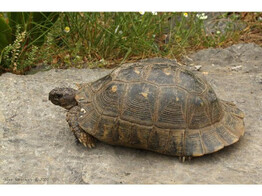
top-left (49, 87), bottom-right (77, 110)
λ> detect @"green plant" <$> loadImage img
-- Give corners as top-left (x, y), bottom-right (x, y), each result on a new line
top-left (0, 14), bottom-right (11, 51)
top-left (0, 12), bottom-right (59, 50)
top-left (0, 12), bottom-right (59, 73)
top-left (44, 12), bottom-right (168, 66)
top-left (1, 12), bottom-right (243, 73)
top-left (42, 12), bottom-right (237, 68)
top-left (0, 25), bottom-right (38, 73)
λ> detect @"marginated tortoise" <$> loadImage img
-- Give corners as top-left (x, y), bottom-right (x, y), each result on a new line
top-left (49, 58), bottom-right (245, 161)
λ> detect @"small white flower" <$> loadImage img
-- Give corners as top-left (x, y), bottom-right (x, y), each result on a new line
top-left (196, 13), bottom-right (208, 20)
top-left (152, 34), bottom-right (156, 38)
top-left (152, 11), bottom-right (157, 15)
top-left (119, 30), bottom-right (123, 34)
top-left (216, 30), bottom-right (221, 34)
top-left (139, 11), bottom-right (145, 15)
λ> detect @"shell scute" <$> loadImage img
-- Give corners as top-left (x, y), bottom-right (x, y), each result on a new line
top-left (73, 58), bottom-right (245, 157)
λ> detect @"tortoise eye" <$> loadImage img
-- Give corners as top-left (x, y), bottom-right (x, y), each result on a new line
top-left (55, 94), bottom-right (63, 99)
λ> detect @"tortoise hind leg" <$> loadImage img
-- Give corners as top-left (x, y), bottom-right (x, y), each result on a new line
top-left (66, 106), bottom-right (96, 148)
top-left (179, 156), bottom-right (192, 163)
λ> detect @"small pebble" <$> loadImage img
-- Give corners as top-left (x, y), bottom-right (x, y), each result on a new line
top-left (256, 76), bottom-right (262, 84)
top-left (231, 65), bottom-right (242, 71)
top-left (194, 65), bottom-right (202, 71)
top-left (237, 98), bottom-right (246, 103)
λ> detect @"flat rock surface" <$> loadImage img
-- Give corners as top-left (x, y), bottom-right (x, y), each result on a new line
top-left (0, 43), bottom-right (262, 184)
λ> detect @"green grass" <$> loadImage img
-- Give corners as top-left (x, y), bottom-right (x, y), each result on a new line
top-left (39, 12), bottom-right (217, 68)
top-left (1, 12), bottom-right (249, 74)
top-left (0, 12), bottom-right (59, 74)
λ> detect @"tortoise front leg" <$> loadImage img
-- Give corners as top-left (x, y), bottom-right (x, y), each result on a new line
top-left (66, 106), bottom-right (96, 148)
top-left (72, 125), bottom-right (96, 148)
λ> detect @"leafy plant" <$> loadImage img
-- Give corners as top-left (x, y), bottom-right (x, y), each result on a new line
top-left (0, 12), bottom-right (59, 73)
top-left (0, 12), bottom-right (59, 50)
top-left (42, 12), bottom-right (169, 67)
top-left (42, 12), bottom-right (238, 68)
top-left (1, 12), bottom-right (245, 73)
top-left (0, 25), bottom-right (39, 73)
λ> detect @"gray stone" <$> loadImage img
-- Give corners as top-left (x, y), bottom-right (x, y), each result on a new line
top-left (1, 44), bottom-right (262, 184)
top-left (165, 13), bottom-right (246, 44)
top-left (204, 14), bottom-right (246, 35)
top-left (183, 43), bottom-right (262, 73)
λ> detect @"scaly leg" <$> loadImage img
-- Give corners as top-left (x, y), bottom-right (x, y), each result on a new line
top-left (66, 106), bottom-right (96, 148)
top-left (179, 156), bottom-right (192, 162)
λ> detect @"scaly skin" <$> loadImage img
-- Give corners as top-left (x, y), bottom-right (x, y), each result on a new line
top-left (66, 106), bottom-right (96, 148)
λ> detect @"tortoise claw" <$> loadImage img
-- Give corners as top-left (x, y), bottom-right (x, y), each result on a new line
top-left (86, 142), bottom-right (96, 149)
top-left (179, 156), bottom-right (191, 163)
top-left (79, 139), bottom-right (87, 147)
top-left (79, 137), bottom-right (96, 149)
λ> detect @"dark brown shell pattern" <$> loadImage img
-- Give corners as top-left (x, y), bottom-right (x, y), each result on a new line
top-left (75, 59), bottom-right (245, 157)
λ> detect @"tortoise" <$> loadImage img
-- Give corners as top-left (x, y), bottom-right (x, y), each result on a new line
top-left (49, 58), bottom-right (245, 161)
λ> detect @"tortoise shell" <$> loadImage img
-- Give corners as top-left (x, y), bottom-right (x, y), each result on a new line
top-left (75, 58), bottom-right (245, 157)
